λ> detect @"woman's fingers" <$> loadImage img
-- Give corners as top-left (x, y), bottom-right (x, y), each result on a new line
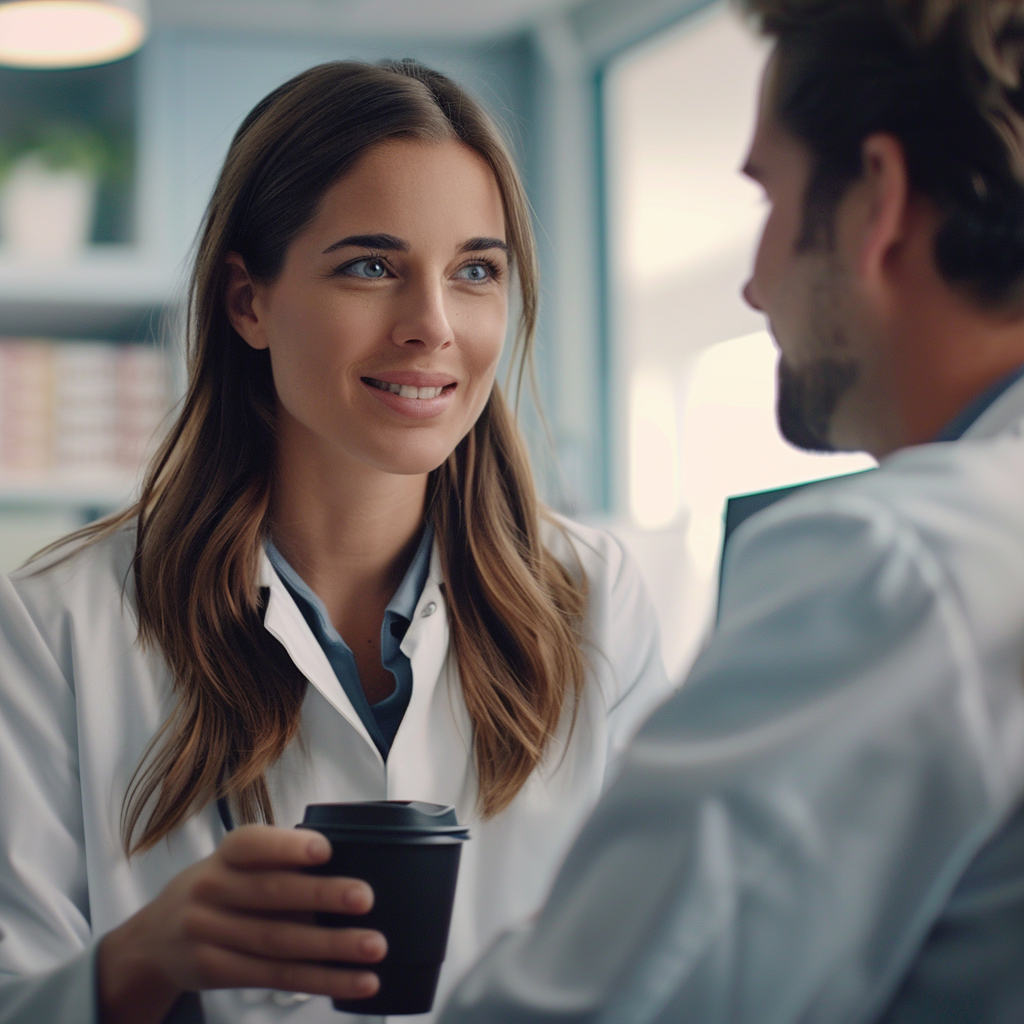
top-left (187, 943), bottom-right (381, 1000)
top-left (192, 866), bottom-right (373, 916)
top-left (99, 826), bottom-right (386, 1020)
top-left (183, 904), bottom-right (387, 964)
top-left (206, 824), bottom-right (374, 915)
top-left (218, 823), bottom-right (331, 870)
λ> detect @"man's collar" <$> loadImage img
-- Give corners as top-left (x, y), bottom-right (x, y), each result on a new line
top-left (934, 362), bottom-right (1024, 442)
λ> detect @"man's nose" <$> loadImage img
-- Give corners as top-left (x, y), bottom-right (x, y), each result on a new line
top-left (742, 278), bottom-right (763, 311)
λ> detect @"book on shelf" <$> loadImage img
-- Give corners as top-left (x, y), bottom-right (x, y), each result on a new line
top-left (0, 338), bottom-right (171, 492)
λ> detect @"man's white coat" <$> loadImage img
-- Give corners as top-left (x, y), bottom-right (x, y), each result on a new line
top-left (438, 376), bottom-right (1024, 1024)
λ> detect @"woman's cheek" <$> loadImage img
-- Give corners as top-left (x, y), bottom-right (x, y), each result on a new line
top-left (473, 307), bottom-right (508, 373)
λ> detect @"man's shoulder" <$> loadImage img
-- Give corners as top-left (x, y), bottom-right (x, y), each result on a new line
top-left (722, 428), bottom-right (1024, 621)
top-left (861, 422), bottom-right (1024, 505)
top-left (751, 426), bottom-right (1024, 541)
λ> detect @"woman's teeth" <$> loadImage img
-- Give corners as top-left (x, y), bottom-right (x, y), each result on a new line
top-left (367, 378), bottom-right (447, 399)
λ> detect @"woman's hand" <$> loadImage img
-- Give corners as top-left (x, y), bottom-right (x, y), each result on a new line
top-left (97, 824), bottom-right (386, 1024)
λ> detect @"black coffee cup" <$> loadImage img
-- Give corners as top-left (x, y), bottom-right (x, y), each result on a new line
top-left (300, 800), bottom-right (470, 1015)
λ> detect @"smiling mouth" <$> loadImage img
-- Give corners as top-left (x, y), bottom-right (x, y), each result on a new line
top-left (363, 377), bottom-right (456, 400)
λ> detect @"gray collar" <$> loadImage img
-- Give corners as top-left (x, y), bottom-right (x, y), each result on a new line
top-left (961, 370), bottom-right (1024, 441)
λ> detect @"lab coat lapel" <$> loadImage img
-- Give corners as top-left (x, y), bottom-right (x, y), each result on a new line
top-left (387, 542), bottom-right (475, 812)
top-left (259, 552), bottom-right (383, 766)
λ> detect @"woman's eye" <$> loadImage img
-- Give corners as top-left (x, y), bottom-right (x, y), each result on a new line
top-left (342, 258), bottom-right (389, 279)
top-left (455, 263), bottom-right (492, 283)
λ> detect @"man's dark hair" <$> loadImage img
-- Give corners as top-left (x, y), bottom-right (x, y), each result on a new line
top-left (743, 0), bottom-right (1024, 306)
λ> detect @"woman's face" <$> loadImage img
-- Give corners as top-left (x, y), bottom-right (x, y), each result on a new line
top-left (228, 138), bottom-right (509, 477)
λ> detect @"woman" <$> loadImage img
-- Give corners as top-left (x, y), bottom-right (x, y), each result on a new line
top-left (0, 60), bottom-right (670, 1024)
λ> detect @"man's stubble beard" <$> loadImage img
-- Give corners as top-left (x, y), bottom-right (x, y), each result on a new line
top-left (777, 357), bottom-right (859, 450)
top-left (775, 254), bottom-right (860, 452)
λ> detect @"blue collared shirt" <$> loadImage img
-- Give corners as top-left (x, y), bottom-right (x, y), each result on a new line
top-left (266, 525), bottom-right (433, 759)
top-left (933, 361), bottom-right (1024, 441)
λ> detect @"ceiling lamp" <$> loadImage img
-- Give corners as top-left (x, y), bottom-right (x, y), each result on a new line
top-left (0, 0), bottom-right (148, 69)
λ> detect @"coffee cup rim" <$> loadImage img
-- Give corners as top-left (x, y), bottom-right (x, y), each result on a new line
top-left (298, 822), bottom-right (470, 840)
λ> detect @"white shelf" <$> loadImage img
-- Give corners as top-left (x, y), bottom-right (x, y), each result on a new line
top-left (0, 251), bottom-right (182, 339)
top-left (0, 252), bottom-right (179, 303)
top-left (0, 476), bottom-right (137, 510)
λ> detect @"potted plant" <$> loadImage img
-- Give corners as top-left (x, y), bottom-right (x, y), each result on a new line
top-left (0, 121), bottom-right (116, 261)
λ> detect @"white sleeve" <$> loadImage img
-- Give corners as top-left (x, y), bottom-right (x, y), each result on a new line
top-left (589, 532), bottom-right (673, 780)
top-left (438, 497), bottom-right (1014, 1024)
top-left (0, 575), bottom-right (97, 1024)
top-left (0, 948), bottom-right (96, 1024)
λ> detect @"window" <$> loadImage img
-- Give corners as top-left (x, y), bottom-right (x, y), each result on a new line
top-left (604, 3), bottom-right (874, 672)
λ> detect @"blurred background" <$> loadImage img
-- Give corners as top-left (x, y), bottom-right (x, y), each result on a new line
top-left (0, 0), bottom-right (873, 679)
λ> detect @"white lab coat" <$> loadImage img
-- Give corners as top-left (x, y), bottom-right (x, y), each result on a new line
top-left (438, 378), bottom-right (1024, 1024)
top-left (0, 516), bottom-right (671, 1024)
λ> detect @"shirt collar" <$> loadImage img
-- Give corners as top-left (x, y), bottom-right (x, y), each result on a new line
top-left (934, 361), bottom-right (1024, 442)
top-left (264, 522), bottom-right (435, 632)
top-left (387, 523), bottom-right (434, 624)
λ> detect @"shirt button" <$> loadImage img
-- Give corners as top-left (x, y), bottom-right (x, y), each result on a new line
top-left (421, 601), bottom-right (437, 618)
top-left (270, 992), bottom-right (311, 1006)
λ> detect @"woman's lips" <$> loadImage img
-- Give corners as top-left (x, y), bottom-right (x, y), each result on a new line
top-left (365, 377), bottom-right (449, 400)
top-left (361, 376), bottom-right (457, 419)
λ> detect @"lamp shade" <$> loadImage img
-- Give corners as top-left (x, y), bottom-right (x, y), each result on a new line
top-left (0, 0), bottom-right (148, 68)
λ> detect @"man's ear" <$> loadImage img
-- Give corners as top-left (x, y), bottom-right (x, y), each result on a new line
top-left (850, 133), bottom-right (911, 296)
top-left (224, 252), bottom-right (270, 350)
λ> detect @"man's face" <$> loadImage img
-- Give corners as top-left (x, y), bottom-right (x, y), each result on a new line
top-left (742, 55), bottom-right (862, 452)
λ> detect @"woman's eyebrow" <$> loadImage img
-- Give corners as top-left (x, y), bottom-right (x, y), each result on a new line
top-left (461, 237), bottom-right (508, 254)
top-left (320, 234), bottom-right (507, 256)
top-left (322, 232), bottom-right (409, 255)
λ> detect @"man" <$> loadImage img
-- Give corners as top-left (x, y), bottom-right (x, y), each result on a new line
top-left (438, 0), bottom-right (1024, 1020)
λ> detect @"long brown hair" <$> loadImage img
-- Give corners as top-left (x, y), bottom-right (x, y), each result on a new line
top-left (53, 60), bottom-right (587, 854)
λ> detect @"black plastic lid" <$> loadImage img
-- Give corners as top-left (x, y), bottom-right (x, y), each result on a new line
top-left (302, 800), bottom-right (469, 838)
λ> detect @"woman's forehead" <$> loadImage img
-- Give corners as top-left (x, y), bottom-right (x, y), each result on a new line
top-left (299, 139), bottom-right (506, 252)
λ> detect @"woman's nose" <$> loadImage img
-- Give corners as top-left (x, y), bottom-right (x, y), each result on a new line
top-left (742, 277), bottom-right (763, 312)
top-left (392, 280), bottom-right (455, 351)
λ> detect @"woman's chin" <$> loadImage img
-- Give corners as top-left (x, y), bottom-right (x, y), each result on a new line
top-left (361, 445), bottom-right (457, 478)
